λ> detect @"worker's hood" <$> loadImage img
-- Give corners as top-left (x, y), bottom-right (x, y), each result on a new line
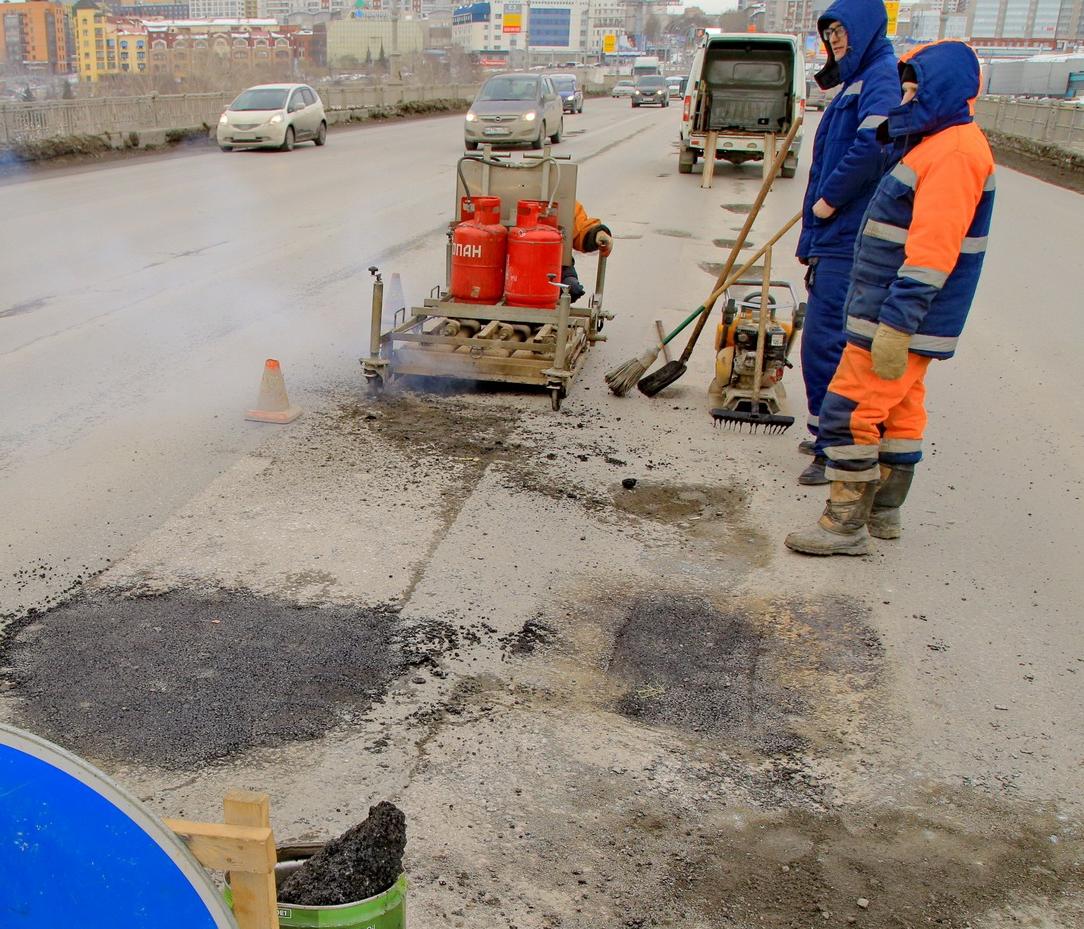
top-left (880, 41), bottom-right (980, 141)
top-left (814, 0), bottom-right (893, 89)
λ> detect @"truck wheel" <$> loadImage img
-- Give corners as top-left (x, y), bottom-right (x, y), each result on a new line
top-left (531, 125), bottom-right (544, 150)
top-left (465, 139), bottom-right (479, 151)
top-left (678, 146), bottom-right (695, 174)
top-left (781, 162), bottom-right (797, 179)
top-left (550, 118), bottom-right (562, 143)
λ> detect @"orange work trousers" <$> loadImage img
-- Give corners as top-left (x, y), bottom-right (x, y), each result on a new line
top-left (818, 343), bottom-right (932, 482)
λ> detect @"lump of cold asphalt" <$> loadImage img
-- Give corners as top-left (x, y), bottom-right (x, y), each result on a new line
top-left (622, 477), bottom-right (637, 489)
top-left (278, 801), bottom-right (407, 906)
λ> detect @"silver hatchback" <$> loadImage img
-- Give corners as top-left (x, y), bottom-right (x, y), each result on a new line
top-left (464, 73), bottom-right (564, 150)
top-left (217, 83), bottom-right (327, 152)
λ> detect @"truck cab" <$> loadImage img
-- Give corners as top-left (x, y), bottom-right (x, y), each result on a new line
top-left (678, 32), bottom-right (804, 178)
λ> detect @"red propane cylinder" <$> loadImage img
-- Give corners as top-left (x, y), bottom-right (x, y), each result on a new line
top-left (505, 199), bottom-right (563, 309)
top-left (450, 196), bottom-right (507, 303)
top-left (460, 195), bottom-right (501, 224)
top-left (515, 199), bottom-right (559, 229)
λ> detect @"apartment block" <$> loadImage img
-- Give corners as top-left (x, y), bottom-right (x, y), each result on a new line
top-left (968, 0), bottom-right (1082, 47)
top-left (0, 0), bottom-right (70, 74)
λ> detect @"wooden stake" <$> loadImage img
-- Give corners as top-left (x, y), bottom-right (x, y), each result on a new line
top-left (166, 790), bottom-right (279, 929)
top-left (224, 792), bottom-right (279, 929)
top-left (700, 131), bottom-right (718, 189)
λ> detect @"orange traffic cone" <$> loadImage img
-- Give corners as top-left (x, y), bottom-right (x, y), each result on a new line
top-left (245, 358), bottom-right (302, 424)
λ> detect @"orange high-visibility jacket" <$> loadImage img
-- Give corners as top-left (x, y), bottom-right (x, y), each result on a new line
top-left (843, 41), bottom-right (995, 359)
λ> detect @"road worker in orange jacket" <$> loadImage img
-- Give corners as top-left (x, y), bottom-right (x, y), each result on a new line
top-left (563, 202), bottom-right (612, 302)
top-left (786, 40), bottom-right (996, 556)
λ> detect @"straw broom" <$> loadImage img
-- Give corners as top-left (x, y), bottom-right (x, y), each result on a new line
top-left (604, 210), bottom-right (803, 396)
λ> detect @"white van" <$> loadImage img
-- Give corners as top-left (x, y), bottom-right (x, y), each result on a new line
top-left (678, 32), bottom-right (805, 178)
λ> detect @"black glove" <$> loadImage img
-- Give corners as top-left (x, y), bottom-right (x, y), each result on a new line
top-left (562, 265), bottom-right (586, 303)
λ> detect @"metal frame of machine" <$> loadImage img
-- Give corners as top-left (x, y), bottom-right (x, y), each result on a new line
top-left (710, 265), bottom-right (806, 423)
top-left (360, 146), bottom-right (612, 411)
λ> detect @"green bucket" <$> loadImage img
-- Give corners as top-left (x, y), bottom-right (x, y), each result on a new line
top-left (226, 843), bottom-right (407, 929)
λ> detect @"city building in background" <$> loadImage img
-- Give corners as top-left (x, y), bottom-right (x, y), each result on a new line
top-left (326, 15), bottom-right (425, 66)
top-left (106, 0), bottom-right (193, 19)
top-left (0, 0), bottom-right (71, 74)
top-left (69, 0), bottom-right (319, 80)
top-left (969, 0), bottom-right (1084, 48)
top-left (146, 22), bottom-right (296, 77)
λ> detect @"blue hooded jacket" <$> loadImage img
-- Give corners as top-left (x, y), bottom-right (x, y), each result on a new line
top-left (797, 0), bottom-right (899, 262)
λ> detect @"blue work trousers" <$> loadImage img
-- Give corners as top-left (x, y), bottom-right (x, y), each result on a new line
top-left (800, 256), bottom-right (852, 447)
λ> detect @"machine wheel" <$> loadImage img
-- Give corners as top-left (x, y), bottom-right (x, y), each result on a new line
top-left (632, 101), bottom-right (640, 108)
top-left (531, 125), bottom-right (544, 150)
top-left (678, 145), bottom-right (695, 174)
top-left (465, 139), bottom-right (479, 150)
top-left (314, 121), bottom-right (327, 146)
top-left (550, 385), bottom-right (566, 411)
top-left (577, 102), bottom-right (583, 113)
top-left (280, 126), bottom-right (295, 152)
top-left (219, 144), bottom-right (233, 152)
top-left (366, 373), bottom-right (384, 397)
top-left (793, 302), bottom-right (807, 332)
top-left (781, 162), bottom-right (797, 179)
top-left (550, 118), bottom-right (562, 143)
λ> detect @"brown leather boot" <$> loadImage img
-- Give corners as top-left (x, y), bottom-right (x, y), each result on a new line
top-left (785, 479), bottom-right (880, 555)
top-left (868, 463), bottom-right (915, 540)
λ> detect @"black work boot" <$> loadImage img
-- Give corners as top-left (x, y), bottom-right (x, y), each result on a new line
top-left (798, 456), bottom-right (829, 485)
top-left (785, 479), bottom-right (880, 556)
top-left (868, 463), bottom-right (915, 540)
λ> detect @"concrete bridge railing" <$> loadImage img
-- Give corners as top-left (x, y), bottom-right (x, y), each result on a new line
top-left (0, 83), bottom-right (480, 146)
top-left (975, 97), bottom-right (1084, 157)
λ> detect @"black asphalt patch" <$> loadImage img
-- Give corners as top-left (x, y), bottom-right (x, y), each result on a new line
top-left (607, 593), bottom-right (882, 755)
top-left (1, 590), bottom-right (404, 768)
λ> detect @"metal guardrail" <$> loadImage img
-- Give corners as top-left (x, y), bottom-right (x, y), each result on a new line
top-left (974, 96), bottom-right (1084, 157)
top-left (0, 83), bottom-right (481, 145)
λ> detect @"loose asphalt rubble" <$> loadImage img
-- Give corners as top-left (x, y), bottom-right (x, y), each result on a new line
top-left (278, 800), bottom-right (406, 906)
top-left (1, 383), bottom-right (1082, 928)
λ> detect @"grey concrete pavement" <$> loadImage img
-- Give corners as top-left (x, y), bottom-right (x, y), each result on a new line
top-left (2, 102), bottom-right (1083, 926)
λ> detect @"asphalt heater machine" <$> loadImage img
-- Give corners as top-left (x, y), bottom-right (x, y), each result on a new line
top-left (361, 146), bottom-right (611, 411)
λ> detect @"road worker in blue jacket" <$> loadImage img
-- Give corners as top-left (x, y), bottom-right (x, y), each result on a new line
top-left (795, 0), bottom-right (899, 485)
top-left (786, 41), bottom-right (996, 556)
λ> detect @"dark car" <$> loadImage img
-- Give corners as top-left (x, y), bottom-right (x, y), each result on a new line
top-left (632, 75), bottom-right (670, 108)
top-left (550, 74), bottom-right (584, 114)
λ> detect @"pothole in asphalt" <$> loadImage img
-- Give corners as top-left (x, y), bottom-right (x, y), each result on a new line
top-left (721, 203), bottom-right (755, 213)
top-left (610, 482), bottom-right (772, 564)
top-left (674, 797), bottom-right (1084, 929)
top-left (655, 228), bottom-right (694, 238)
top-left (606, 592), bottom-right (882, 756)
top-left (714, 238), bottom-right (754, 249)
top-left (699, 260), bottom-right (766, 280)
top-left (0, 590), bottom-right (406, 768)
top-left (328, 392), bottom-right (526, 468)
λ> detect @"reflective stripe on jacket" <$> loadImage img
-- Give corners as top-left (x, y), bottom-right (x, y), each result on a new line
top-left (843, 41), bottom-right (996, 359)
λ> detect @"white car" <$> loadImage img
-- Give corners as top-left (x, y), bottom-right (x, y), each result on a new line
top-left (217, 84), bottom-right (327, 152)
top-left (611, 80), bottom-right (636, 98)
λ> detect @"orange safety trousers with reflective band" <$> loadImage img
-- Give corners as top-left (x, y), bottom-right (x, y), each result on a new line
top-left (818, 344), bottom-right (932, 483)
